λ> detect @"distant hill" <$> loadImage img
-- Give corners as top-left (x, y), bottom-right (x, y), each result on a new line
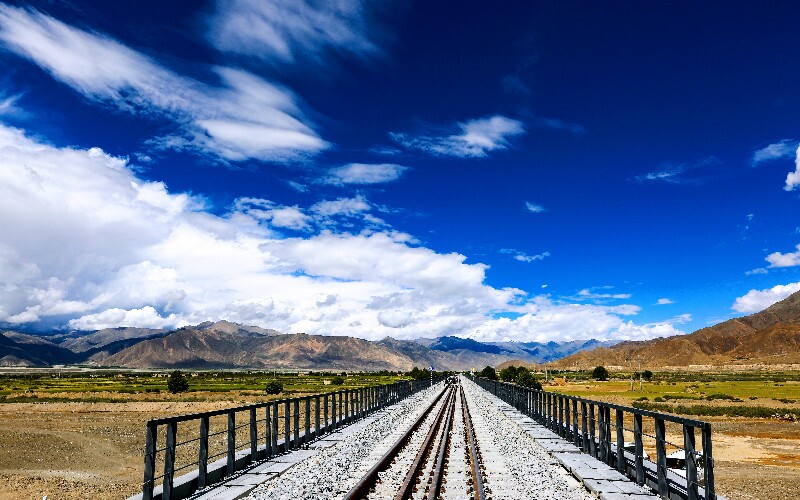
top-left (554, 290), bottom-right (800, 368)
top-left (0, 332), bottom-right (77, 367)
top-left (1, 319), bottom-right (612, 370)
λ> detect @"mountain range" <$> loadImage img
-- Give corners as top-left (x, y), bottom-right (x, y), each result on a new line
top-left (5, 290), bottom-right (800, 371)
top-left (553, 289), bottom-right (800, 368)
top-left (0, 320), bottom-right (612, 371)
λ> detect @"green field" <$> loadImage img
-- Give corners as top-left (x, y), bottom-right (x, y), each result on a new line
top-left (0, 370), bottom-right (410, 402)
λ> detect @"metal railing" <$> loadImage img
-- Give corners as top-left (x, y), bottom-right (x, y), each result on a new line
top-left (473, 377), bottom-right (717, 500)
top-left (139, 376), bottom-right (444, 500)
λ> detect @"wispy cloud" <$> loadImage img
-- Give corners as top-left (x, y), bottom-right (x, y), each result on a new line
top-left (391, 115), bottom-right (525, 158)
top-left (0, 5), bottom-right (327, 162)
top-left (323, 163), bottom-right (408, 185)
top-left (635, 158), bottom-right (719, 185)
top-left (207, 0), bottom-right (384, 65)
top-left (533, 117), bottom-right (586, 135)
top-left (655, 298), bottom-right (674, 305)
top-left (752, 139), bottom-right (796, 166)
top-left (500, 248), bottom-right (550, 263)
top-left (576, 287), bottom-right (632, 300)
top-left (745, 267), bottom-right (768, 275)
top-left (525, 201), bottom-right (545, 213)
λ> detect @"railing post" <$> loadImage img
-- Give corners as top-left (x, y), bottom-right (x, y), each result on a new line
top-left (283, 401), bottom-right (290, 453)
top-left (271, 401), bottom-right (279, 454)
top-left (265, 405), bottom-right (273, 458)
top-left (684, 424), bottom-right (699, 500)
top-left (249, 408), bottom-right (258, 462)
top-left (332, 392), bottom-right (338, 429)
top-left (564, 396), bottom-right (571, 440)
top-left (163, 421), bottom-right (177, 500)
top-left (589, 404), bottom-right (597, 458)
top-left (304, 397), bottom-right (311, 445)
top-left (703, 423), bottom-right (716, 500)
top-left (634, 413), bottom-right (644, 485)
top-left (655, 417), bottom-right (668, 497)
top-left (581, 401), bottom-right (589, 452)
top-left (142, 424), bottom-right (157, 500)
top-left (572, 399), bottom-right (580, 447)
top-left (598, 405), bottom-right (607, 462)
top-left (293, 398), bottom-right (300, 449)
top-left (198, 416), bottom-right (209, 488)
top-left (616, 409), bottom-right (625, 473)
top-left (227, 412), bottom-right (235, 476)
top-left (604, 407), bottom-right (613, 465)
top-left (315, 395), bottom-right (321, 438)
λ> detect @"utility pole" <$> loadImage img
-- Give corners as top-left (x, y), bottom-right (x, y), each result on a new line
top-left (638, 359), bottom-right (642, 391)
top-left (628, 356), bottom-right (633, 391)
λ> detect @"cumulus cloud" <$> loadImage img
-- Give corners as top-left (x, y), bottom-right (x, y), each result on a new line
top-left (783, 145), bottom-right (800, 191)
top-left (0, 5), bottom-right (327, 162)
top-left (208, 0), bottom-right (383, 64)
top-left (655, 298), bottom-right (674, 305)
top-left (732, 282), bottom-right (800, 313)
top-left (765, 244), bottom-right (800, 268)
top-left (391, 115), bottom-right (525, 158)
top-left (0, 123), bottom-right (689, 343)
top-left (324, 163), bottom-right (408, 185)
top-left (752, 139), bottom-right (796, 166)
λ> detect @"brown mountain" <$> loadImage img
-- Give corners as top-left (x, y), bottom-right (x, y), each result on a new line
top-left (553, 290), bottom-right (800, 368)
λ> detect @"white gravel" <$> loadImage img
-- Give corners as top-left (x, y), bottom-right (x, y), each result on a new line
top-left (248, 384), bottom-right (446, 500)
top-left (248, 378), bottom-right (596, 500)
top-left (461, 376), bottom-right (595, 500)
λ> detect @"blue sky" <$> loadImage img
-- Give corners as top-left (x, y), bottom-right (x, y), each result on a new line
top-left (1, 1), bottom-right (800, 342)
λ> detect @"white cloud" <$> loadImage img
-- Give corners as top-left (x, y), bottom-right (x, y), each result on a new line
top-left (391, 115), bottom-right (525, 158)
top-left (208, 0), bottom-right (382, 64)
top-left (784, 145), bottom-right (800, 191)
top-left (732, 282), bottom-right (800, 313)
top-left (324, 163), bottom-right (408, 185)
top-left (752, 139), bottom-right (796, 166)
top-left (0, 5), bottom-right (327, 162)
top-left (525, 202), bottom-right (545, 213)
top-left (765, 244), bottom-right (800, 268)
top-left (0, 123), bottom-right (689, 343)
top-left (576, 288), bottom-right (632, 300)
top-left (655, 298), bottom-right (674, 305)
top-left (745, 267), bottom-right (768, 276)
top-left (500, 248), bottom-right (549, 263)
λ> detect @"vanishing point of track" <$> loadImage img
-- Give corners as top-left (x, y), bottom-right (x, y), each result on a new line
top-left (344, 381), bottom-right (486, 500)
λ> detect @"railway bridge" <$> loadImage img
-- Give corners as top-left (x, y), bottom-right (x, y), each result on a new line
top-left (130, 375), bottom-right (722, 500)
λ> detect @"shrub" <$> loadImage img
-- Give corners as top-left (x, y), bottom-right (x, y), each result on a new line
top-left (265, 380), bottom-right (283, 395)
top-left (331, 376), bottom-right (345, 386)
top-left (477, 366), bottom-right (497, 380)
top-left (499, 366), bottom-right (521, 382)
top-left (515, 369), bottom-right (542, 390)
top-left (642, 370), bottom-right (653, 381)
top-left (592, 366), bottom-right (609, 381)
top-left (167, 370), bottom-right (189, 394)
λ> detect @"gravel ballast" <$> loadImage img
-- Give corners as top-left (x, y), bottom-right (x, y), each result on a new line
top-left (248, 384), bottom-right (446, 500)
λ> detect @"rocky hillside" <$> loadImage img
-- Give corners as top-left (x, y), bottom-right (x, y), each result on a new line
top-left (2, 320), bottom-right (611, 371)
top-left (554, 290), bottom-right (800, 368)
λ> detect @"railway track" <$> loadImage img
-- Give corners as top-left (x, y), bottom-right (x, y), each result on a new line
top-left (344, 380), bottom-right (487, 500)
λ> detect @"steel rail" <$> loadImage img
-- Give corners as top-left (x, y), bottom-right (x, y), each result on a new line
top-left (344, 385), bottom-right (450, 500)
top-left (394, 386), bottom-right (455, 500)
top-left (460, 385), bottom-right (486, 500)
top-left (428, 386), bottom-right (456, 499)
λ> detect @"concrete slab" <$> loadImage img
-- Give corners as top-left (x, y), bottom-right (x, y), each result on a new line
top-left (598, 493), bottom-right (658, 500)
top-left (189, 484), bottom-right (253, 500)
top-left (223, 472), bottom-right (277, 487)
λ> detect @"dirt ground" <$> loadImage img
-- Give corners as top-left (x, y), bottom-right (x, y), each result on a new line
top-left (0, 401), bottom-right (238, 500)
top-left (0, 400), bottom-right (798, 499)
